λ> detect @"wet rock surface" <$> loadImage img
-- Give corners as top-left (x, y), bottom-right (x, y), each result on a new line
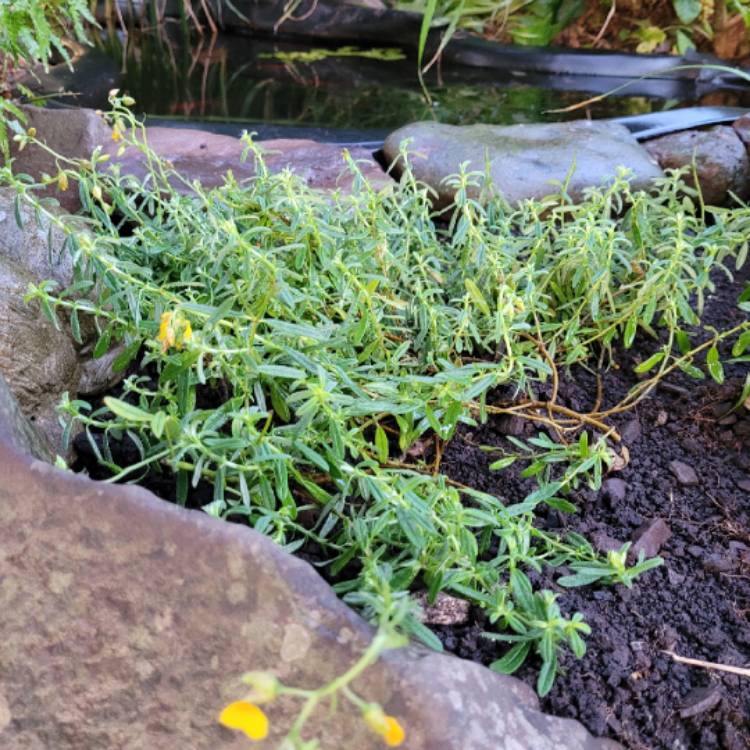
top-left (644, 125), bottom-right (750, 205)
top-left (0, 427), bottom-right (619, 750)
top-left (383, 120), bottom-right (663, 209)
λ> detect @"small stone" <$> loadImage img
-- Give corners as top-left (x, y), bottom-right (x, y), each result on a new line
top-left (602, 478), bottom-right (628, 504)
top-left (702, 553), bottom-right (734, 574)
top-left (630, 518), bottom-right (671, 559)
top-left (621, 417), bottom-right (642, 444)
top-left (414, 591), bottom-right (470, 626)
top-left (736, 479), bottom-right (750, 493)
top-left (656, 410), bottom-right (669, 426)
top-left (679, 686), bottom-right (723, 719)
top-left (644, 126), bottom-right (750, 205)
top-left (718, 414), bottom-right (738, 427)
top-left (669, 460), bottom-right (699, 486)
top-left (667, 568), bottom-right (685, 586)
top-left (497, 414), bottom-right (527, 437)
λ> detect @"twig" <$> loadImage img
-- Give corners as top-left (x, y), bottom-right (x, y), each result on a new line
top-left (662, 650), bottom-right (750, 677)
top-left (593, 0), bottom-right (616, 47)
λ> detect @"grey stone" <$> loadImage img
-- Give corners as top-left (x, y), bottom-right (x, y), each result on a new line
top-left (0, 254), bottom-right (80, 453)
top-left (630, 518), bottom-right (671, 559)
top-left (621, 417), bottom-right (641, 444)
top-left (0, 190), bottom-right (121, 453)
top-left (0, 428), bottom-right (620, 750)
top-left (737, 479), bottom-right (750, 493)
top-left (669, 460), bottom-right (699, 486)
top-left (644, 126), bottom-right (750, 205)
top-left (414, 591), bottom-right (470, 626)
top-left (679, 686), bottom-right (723, 719)
top-left (602, 478), bottom-right (628, 504)
top-left (383, 120), bottom-right (663, 209)
top-left (9, 105), bottom-right (113, 213)
top-left (108, 126), bottom-right (392, 195)
top-left (0, 373), bottom-right (52, 461)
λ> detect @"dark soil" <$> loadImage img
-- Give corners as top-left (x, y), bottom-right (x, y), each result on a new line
top-left (73, 266), bottom-right (750, 750)
top-left (439, 265), bottom-right (750, 750)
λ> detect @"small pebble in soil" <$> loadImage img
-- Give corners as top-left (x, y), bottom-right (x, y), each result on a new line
top-left (601, 477), bottom-right (627, 504)
top-left (737, 478), bottom-right (750, 493)
top-left (630, 518), bottom-right (672, 559)
top-left (414, 591), bottom-right (470, 626)
top-left (655, 409), bottom-right (669, 426)
top-left (679, 686), bottom-right (723, 719)
top-left (669, 459), bottom-right (700, 486)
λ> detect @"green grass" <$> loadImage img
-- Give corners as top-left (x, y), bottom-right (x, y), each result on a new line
top-left (5, 98), bottom-right (750, 693)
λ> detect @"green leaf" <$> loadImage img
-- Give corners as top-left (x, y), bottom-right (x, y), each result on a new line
top-left (557, 570), bottom-right (607, 587)
top-left (537, 653), bottom-right (558, 697)
top-left (375, 424), bottom-right (389, 463)
top-left (510, 569), bottom-right (534, 612)
top-left (489, 456), bottom-right (516, 471)
top-left (104, 397), bottom-right (153, 423)
top-left (112, 339), bottom-right (141, 372)
top-left (706, 345), bottom-right (724, 384)
top-left (623, 316), bottom-right (637, 348)
top-left (490, 640), bottom-right (531, 675)
top-left (673, 0), bottom-right (702, 24)
top-left (634, 351), bottom-right (665, 374)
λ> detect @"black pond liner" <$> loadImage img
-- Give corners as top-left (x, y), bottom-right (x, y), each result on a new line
top-left (117, 0), bottom-right (749, 87)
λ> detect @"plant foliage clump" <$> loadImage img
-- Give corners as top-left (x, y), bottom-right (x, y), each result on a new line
top-left (6, 102), bottom-right (749, 693)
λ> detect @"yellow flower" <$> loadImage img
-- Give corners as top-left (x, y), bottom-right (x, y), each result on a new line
top-left (57, 172), bottom-right (69, 192)
top-left (219, 701), bottom-right (269, 741)
top-left (27, 127), bottom-right (37, 138)
top-left (363, 705), bottom-right (405, 747)
top-left (112, 127), bottom-right (122, 143)
top-left (157, 311), bottom-right (193, 352)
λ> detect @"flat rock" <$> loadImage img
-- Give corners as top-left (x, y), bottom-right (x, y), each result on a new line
top-left (644, 126), bottom-right (750, 205)
top-left (383, 120), bottom-right (663, 209)
top-left (0, 422), bottom-right (620, 750)
top-left (108, 126), bottom-right (392, 194)
top-left (630, 518), bottom-right (671, 559)
top-left (679, 686), bottom-right (723, 719)
top-left (669, 460), bottom-right (699, 486)
top-left (10, 105), bottom-right (113, 213)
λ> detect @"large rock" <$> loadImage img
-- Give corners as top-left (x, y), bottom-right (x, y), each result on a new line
top-left (108, 126), bottom-right (392, 194)
top-left (383, 120), bottom-right (663, 209)
top-left (0, 373), bottom-right (52, 461)
top-left (0, 254), bottom-right (80, 451)
top-left (0, 422), bottom-right (619, 750)
top-left (8, 105), bottom-right (113, 213)
top-left (0, 189), bottom-right (121, 452)
top-left (644, 125), bottom-right (750, 205)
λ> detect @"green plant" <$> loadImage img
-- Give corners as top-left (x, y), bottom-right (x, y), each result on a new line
top-left (6, 97), bottom-right (749, 692)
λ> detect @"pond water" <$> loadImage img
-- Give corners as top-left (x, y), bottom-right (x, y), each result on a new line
top-left (43, 25), bottom-right (750, 139)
